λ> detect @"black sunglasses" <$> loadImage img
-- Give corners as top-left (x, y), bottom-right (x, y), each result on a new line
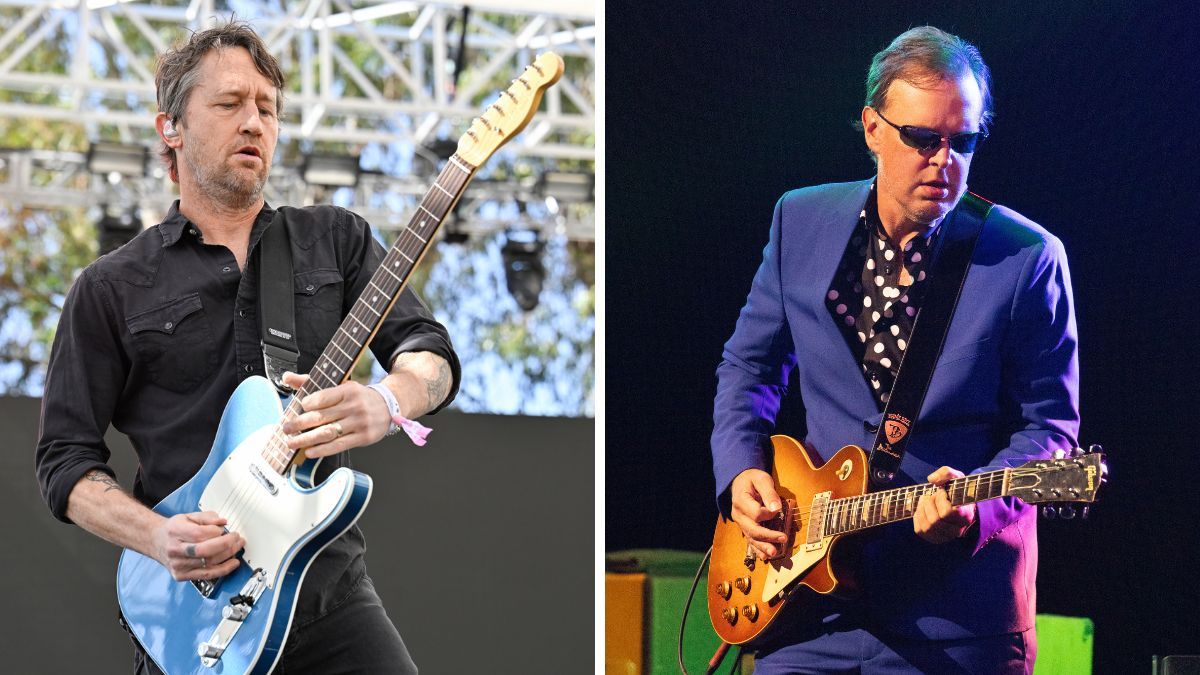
top-left (873, 108), bottom-right (988, 154)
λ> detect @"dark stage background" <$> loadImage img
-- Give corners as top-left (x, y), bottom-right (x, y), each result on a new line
top-left (606, 3), bottom-right (1199, 673)
top-left (2, 397), bottom-right (593, 673)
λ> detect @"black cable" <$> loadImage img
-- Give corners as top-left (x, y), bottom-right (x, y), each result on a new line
top-left (677, 546), bottom-right (740, 675)
top-left (677, 546), bottom-right (711, 675)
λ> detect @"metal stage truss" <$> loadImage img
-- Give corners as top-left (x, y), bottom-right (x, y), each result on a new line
top-left (0, 0), bottom-right (595, 239)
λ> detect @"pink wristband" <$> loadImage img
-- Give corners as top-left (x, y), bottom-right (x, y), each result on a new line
top-left (392, 415), bottom-right (432, 446)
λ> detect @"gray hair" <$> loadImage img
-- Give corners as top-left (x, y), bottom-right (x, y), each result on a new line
top-left (155, 20), bottom-right (285, 182)
top-left (861, 26), bottom-right (993, 130)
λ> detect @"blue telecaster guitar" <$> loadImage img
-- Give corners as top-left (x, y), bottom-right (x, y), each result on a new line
top-left (116, 52), bottom-right (564, 675)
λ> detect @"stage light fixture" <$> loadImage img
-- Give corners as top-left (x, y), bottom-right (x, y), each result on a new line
top-left (86, 142), bottom-right (148, 178)
top-left (501, 230), bottom-right (545, 312)
top-left (302, 154), bottom-right (360, 188)
top-left (441, 212), bottom-right (469, 244)
top-left (97, 206), bottom-right (141, 256)
top-left (423, 138), bottom-right (459, 162)
top-left (534, 171), bottom-right (594, 203)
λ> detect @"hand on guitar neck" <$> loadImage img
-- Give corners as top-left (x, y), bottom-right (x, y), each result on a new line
top-left (914, 466), bottom-right (977, 544)
top-left (732, 463), bottom-right (978, 559)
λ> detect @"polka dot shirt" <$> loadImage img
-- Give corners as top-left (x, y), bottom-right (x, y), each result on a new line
top-left (824, 184), bottom-right (938, 410)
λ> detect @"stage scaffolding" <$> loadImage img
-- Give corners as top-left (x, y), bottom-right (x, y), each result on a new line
top-left (0, 0), bottom-right (596, 239)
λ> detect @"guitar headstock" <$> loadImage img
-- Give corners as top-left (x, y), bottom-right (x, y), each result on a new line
top-left (1009, 446), bottom-right (1107, 511)
top-left (455, 52), bottom-right (565, 168)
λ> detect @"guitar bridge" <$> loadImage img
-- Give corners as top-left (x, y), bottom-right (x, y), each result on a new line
top-left (198, 569), bottom-right (268, 668)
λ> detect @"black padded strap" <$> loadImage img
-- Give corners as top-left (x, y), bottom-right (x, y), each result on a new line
top-left (867, 192), bottom-right (994, 489)
top-left (259, 208), bottom-right (299, 395)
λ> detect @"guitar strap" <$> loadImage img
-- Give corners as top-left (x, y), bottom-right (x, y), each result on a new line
top-left (867, 192), bottom-right (993, 489)
top-left (258, 207), bottom-right (300, 395)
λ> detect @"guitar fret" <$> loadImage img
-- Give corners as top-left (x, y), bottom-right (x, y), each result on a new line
top-left (380, 263), bottom-right (402, 282)
top-left (435, 182), bottom-right (454, 197)
top-left (348, 311), bottom-right (370, 332)
top-left (311, 364), bottom-right (338, 389)
top-left (448, 155), bottom-right (473, 174)
top-left (367, 279), bottom-right (389, 299)
top-left (407, 225), bottom-right (429, 244)
top-left (337, 326), bottom-right (362, 349)
top-left (333, 331), bottom-right (358, 354)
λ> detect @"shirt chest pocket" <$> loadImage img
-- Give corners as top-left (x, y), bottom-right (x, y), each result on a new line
top-left (293, 268), bottom-right (345, 371)
top-left (125, 293), bottom-right (219, 394)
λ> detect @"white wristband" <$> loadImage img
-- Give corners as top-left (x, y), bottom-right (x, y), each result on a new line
top-left (367, 382), bottom-right (401, 436)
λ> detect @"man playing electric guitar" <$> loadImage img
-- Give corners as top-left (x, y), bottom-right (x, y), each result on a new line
top-left (712, 27), bottom-right (1078, 673)
top-left (35, 22), bottom-right (457, 673)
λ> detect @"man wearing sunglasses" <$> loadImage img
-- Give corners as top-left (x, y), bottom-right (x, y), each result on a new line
top-left (712, 26), bottom-right (1078, 674)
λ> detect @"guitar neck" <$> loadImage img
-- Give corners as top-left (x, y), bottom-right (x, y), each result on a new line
top-left (261, 154), bottom-right (478, 473)
top-left (824, 468), bottom-right (1010, 536)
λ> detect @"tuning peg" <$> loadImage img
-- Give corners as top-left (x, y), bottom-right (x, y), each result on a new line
top-left (1042, 505), bottom-right (1057, 519)
top-left (1058, 505), bottom-right (1076, 520)
top-left (1088, 444), bottom-right (1104, 455)
top-left (1070, 447), bottom-right (1084, 458)
top-left (1053, 448), bottom-right (1067, 460)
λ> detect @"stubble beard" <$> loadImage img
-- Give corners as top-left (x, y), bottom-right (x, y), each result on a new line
top-left (182, 144), bottom-right (268, 211)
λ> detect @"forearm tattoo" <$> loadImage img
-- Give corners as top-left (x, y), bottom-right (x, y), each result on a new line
top-left (394, 353), bottom-right (453, 410)
top-left (84, 469), bottom-right (122, 493)
top-left (426, 361), bottom-right (452, 410)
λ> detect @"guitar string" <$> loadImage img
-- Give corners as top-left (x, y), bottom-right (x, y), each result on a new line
top-left (754, 463), bottom-right (1087, 531)
top-left (204, 162), bottom-right (474, 538)
top-left (824, 463), bottom-right (1089, 534)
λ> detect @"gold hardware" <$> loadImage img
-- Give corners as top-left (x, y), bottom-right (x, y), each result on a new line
top-left (734, 577), bottom-right (751, 594)
top-left (722, 607), bottom-right (738, 625)
top-left (715, 581), bottom-right (732, 600)
top-left (742, 604), bottom-right (759, 621)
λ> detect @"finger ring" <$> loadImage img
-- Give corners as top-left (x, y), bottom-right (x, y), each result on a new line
top-left (201, 557), bottom-right (207, 568)
top-left (331, 422), bottom-right (344, 437)
top-left (185, 544), bottom-right (197, 558)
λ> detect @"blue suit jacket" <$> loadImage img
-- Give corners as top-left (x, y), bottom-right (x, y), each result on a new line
top-left (711, 178), bottom-right (1079, 640)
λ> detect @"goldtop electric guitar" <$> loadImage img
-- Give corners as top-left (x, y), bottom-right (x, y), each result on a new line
top-left (708, 435), bottom-right (1105, 645)
top-left (116, 52), bottom-right (564, 674)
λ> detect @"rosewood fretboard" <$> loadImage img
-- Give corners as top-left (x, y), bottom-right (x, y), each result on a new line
top-left (260, 154), bottom-right (478, 474)
top-left (822, 468), bottom-right (1010, 535)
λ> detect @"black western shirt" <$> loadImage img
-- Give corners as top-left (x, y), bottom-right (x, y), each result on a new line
top-left (35, 201), bottom-right (460, 618)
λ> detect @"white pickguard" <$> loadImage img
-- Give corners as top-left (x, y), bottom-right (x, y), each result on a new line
top-left (198, 424), bottom-right (350, 587)
top-left (761, 538), bottom-right (831, 601)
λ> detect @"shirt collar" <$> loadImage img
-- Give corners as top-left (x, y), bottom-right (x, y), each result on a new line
top-left (157, 201), bottom-right (189, 248)
top-left (157, 200), bottom-right (276, 248)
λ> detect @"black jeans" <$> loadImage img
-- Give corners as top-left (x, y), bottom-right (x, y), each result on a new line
top-left (128, 573), bottom-right (417, 674)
